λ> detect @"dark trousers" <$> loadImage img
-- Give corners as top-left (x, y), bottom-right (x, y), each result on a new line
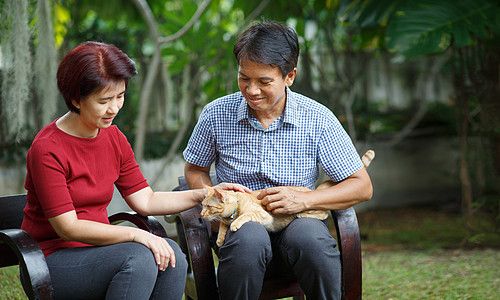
top-left (216, 217), bottom-right (341, 300)
top-left (41, 239), bottom-right (187, 299)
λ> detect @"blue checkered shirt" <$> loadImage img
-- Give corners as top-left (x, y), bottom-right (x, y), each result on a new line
top-left (183, 88), bottom-right (363, 190)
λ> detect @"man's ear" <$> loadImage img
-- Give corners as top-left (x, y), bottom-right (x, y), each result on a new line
top-left (285, 68), bottom-right (297, 87)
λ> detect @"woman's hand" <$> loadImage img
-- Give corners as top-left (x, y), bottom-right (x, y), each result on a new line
top-left (213, 182), bottom-right (252, 193)
top-left (132, 230), bottom-right (175, 271)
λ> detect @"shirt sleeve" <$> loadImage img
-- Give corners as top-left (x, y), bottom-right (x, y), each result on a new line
top-left (317, 115), bottom-right (364, 182)
top-left (27, 140), bottom-right (75, 218)
top-left (183, 106), bottom-right (217, 167)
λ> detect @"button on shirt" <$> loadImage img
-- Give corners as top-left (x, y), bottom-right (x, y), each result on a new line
top-left (183, 88), bottom-right (363, 191)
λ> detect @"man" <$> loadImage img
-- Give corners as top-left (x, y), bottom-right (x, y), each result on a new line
top-left (183, 20), bottom-right (372, 300)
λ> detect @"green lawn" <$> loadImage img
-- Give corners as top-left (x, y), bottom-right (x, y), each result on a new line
top-left (363, 249), bottom-right (500, 299)
top-left (0, 265), bottom-right (24, 300)
top-left (2, 249), bottom-right (498, 299)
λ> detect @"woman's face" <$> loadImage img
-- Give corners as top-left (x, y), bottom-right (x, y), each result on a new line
top-left (237, 59), bottom-right (296, 118)
top-left (72, 80), bottom-right (126, 136)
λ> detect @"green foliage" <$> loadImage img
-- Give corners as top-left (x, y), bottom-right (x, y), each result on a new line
top-left (338, 0), bottom-right (403, 27)
top-left (340, 0), bottom-right (500, 242)
top-left (386, 0), bottom-right (500, 56)
top-left (339, 0), bottom-right (500, 56)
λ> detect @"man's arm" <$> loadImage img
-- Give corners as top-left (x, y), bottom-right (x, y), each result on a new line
top-left (259, 167), bottom-right (373, 214)
top-left (184, 162), bottom-right (213, 189)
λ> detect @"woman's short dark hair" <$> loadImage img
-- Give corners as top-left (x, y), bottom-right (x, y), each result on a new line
top-left (233, 21), bottom-right (299, 78)
top-left (56, 41), bottom-right (137, 113)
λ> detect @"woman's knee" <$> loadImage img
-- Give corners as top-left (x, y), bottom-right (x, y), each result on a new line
top-left (166, 239), bottom-right (188, 274)
top-left (121, 242), bottom-right (159, 273)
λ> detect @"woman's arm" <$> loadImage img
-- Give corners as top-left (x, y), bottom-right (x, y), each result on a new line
top-left (124, 180), bottom-right (251, 217)
top-left (48, 184), bottom-right (250, 271)
top-left (49, 210), bottom-right (175, 271)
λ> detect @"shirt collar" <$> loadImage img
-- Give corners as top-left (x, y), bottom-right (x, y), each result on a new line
top-left (237, 87), bottom-right (301, 127)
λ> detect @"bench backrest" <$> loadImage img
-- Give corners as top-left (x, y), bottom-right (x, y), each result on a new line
top-left (0, 194), bottom-right (28, 267)
top-left (0, 194), bottom-right (27, 230)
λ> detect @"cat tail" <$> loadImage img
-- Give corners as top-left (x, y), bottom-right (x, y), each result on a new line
top-left (316, 150), bottom-right (374, 190)
top-left (361, 150), bottom-right (375, 168)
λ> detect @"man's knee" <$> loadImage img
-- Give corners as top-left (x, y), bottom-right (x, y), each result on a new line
top-left (220, 222), bottom-right (272, 265)
top-left (286, 218), bottom-right (335, 244)
top-left (281, 218), bottom-right (339, 262)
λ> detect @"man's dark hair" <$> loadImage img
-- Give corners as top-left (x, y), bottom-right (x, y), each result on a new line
top-left (233, 21), bottom-right (299, 78)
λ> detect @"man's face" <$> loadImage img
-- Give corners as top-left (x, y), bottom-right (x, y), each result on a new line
top-left (237, 59), bottom-right (296, 118)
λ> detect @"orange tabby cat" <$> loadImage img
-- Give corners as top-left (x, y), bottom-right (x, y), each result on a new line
top-left (201, 150), bottom-right (375, 247)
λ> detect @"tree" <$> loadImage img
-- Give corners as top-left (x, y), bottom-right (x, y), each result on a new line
top-left (131, 0), bottom-right (213, 163)
top-left (340, 0), bottom-right (500, 244)
top-left (0, 0), bottom-right (58, 145)
top-left (1, 0), bottom-right (32, 141)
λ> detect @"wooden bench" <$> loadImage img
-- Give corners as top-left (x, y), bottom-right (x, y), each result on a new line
top-left (0, 194), bottom-right (168, 300)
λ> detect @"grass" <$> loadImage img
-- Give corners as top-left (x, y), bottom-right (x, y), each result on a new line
top-left (1, 205), bottom-right (499, 299)
top-left (356, 205), bottom-right (500, 299)
top-left (363, 249), bottom-right (500, 299)
top-left (0, 265), bottom-right (23, 300)
top-left (356, 205), bottom-right (468, 250)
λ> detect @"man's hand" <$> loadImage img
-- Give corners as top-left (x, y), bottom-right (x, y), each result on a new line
top-left (213, 182), bottom-right (252, 194)
top-left (257, 187), bottom-right (308, 215)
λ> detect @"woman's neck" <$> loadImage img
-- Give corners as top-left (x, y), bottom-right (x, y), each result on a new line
top-left (56, 112), bottom-right (99, 139)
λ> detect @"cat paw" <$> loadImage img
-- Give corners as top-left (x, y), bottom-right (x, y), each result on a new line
top-left (230, 221), bottom-right (243, 231)
top-left (216, 239), bottom-right (224, 247)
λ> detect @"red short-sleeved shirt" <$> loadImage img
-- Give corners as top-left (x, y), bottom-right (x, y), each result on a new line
top-left (21, 121), bottom-right (149, 257)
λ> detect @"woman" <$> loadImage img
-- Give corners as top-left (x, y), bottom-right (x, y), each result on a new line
top-left (21, 41), bottom-right (250, 299)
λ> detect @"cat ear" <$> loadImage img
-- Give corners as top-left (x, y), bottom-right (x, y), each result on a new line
top-left (204, 185), bottom-right (215, 196)
top-left (213, 187), bottom-right (223, 196)
top-left (212, 187), bottom-right (228, 202)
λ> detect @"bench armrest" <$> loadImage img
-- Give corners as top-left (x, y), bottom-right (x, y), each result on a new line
top-left (166, 206), bottom-right (219, 299)
top-left (108, 212), bottom-right (168, 238)
top-left (0, 229), bottom-right (54, 300)
top-left (331, 207), bottom-right (362, 300)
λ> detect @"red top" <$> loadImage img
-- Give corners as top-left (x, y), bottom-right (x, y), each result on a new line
top-left (21, 121), bottom-right (149, 257)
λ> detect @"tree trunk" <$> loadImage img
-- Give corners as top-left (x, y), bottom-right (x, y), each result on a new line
top-left (453, 48), bottom-right (474, 242)
top-left (131, 0), bottom-right (212, 163)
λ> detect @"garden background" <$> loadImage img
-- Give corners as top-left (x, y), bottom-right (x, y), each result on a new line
top-left (1, 0), bottom-right (499, 298)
